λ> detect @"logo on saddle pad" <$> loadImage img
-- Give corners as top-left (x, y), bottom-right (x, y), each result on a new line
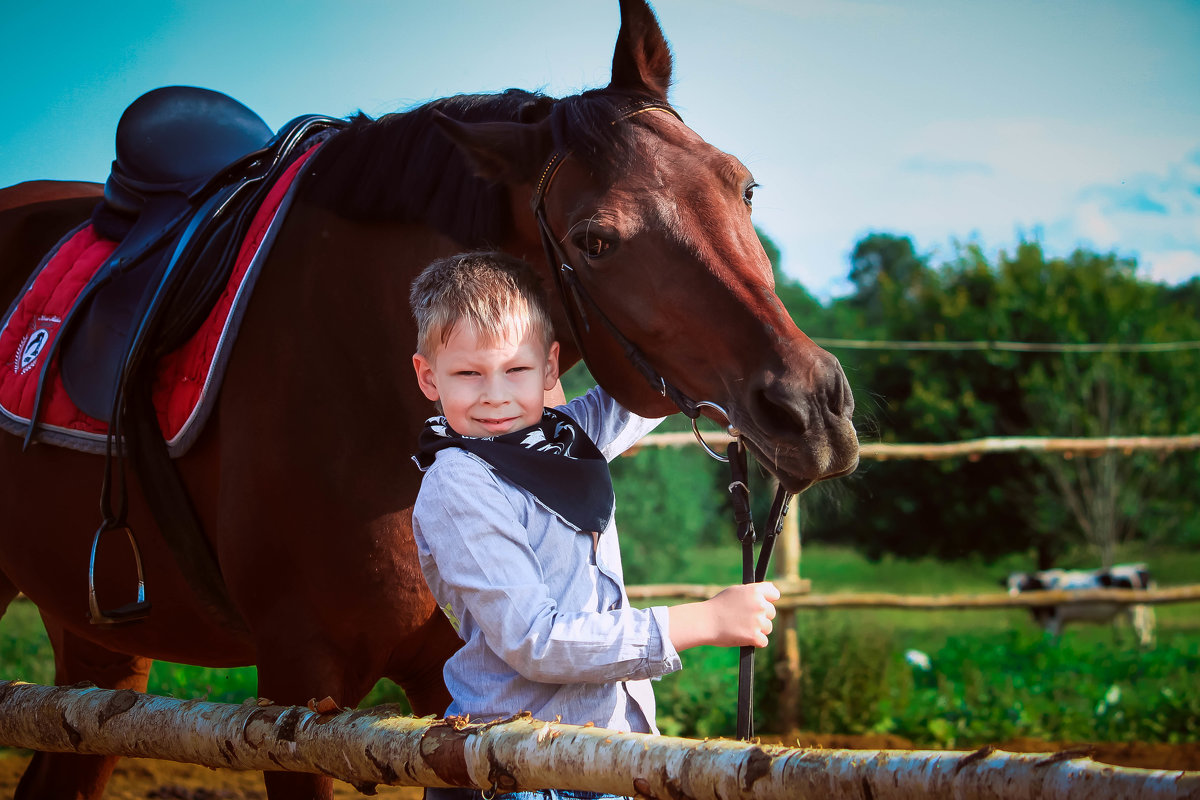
top-left (13, 316), bottom-right (60, 376)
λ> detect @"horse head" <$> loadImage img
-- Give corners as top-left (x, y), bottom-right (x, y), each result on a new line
top-left (435, 0), bottom-right (858, 492)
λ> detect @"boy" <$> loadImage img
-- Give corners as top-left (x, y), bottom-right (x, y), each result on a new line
top-left (410, 252), bottom-right (778, 792)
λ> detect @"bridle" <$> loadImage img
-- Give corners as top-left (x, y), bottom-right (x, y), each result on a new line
top-left (528, 98), bottom-right (793, 740)
top-left (529, 100), bottom-right (702, 422)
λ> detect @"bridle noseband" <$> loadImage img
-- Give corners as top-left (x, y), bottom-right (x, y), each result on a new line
top-left (528, 98), bottom-right (794, 740)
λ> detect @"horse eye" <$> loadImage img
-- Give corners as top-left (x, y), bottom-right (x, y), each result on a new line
top-left (574, 232), bottom-right (613, 260)
top-left (743, 183), bottom-right (758, 208)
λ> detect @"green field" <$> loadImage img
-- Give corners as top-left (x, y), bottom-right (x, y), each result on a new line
top-left (2, 543), bottom-right (1198, 746)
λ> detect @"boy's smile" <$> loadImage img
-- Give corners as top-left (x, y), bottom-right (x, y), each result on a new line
top-left (413, 317), bottom-right (560, 438)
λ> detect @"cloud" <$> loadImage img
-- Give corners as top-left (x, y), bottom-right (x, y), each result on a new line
top-left (1072, 202), bottom-right (1121, 248)
top-left (1140, 250), bottom-right (1200, 284)
top-left (1051, 148), bottom-right (1200, 282)
top-left (1080, 155), bottom-right (1199, 219)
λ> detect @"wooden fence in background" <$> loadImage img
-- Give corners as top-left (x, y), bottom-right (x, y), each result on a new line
top-left (625, 429), bottom-right (1200, 731)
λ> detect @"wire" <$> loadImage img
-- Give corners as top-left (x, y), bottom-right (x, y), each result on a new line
top-left (811, 338), bottom-right (1200, 353)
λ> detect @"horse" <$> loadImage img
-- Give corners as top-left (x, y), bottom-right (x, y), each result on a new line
top-left (0, 1), bottom-right (858, 797)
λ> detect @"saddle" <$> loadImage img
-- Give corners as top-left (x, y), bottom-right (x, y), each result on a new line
top-left (24, 86), bottom-right (345, 626)
top-left (47, 86), bottom-right (340, 422)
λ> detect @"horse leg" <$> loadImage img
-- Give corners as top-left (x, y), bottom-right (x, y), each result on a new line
top-left (256, 646), bottom-right (376, 800)
top-left (388, 609), bottom-right (459, 717)
top-left (15, 621), bottom-right (152, 800)
top-left (253, 614), bottom-right (457, 800)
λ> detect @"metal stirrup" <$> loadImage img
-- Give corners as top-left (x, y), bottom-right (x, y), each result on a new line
top-left (87, 523), bottom-right (151, 625)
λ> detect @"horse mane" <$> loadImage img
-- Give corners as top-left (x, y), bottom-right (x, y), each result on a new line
top-left (303, 87), bottom-right (650, 247)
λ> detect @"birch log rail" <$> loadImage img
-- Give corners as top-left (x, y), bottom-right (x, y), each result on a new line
top-left (0, 681), bottom-right (1197, 799)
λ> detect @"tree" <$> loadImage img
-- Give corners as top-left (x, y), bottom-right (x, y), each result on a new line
top-left (803, 235), bottom-right (1200, 565)
top-left (1009, 246), bottom-right (1200, 565)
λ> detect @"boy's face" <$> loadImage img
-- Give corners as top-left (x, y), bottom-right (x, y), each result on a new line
top-left (413, 316), bottom-right (560, 438)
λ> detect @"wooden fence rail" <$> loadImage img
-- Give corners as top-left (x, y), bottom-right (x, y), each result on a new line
top-left (0, 681), bottom-right (1195, 800)
top-left (627, 583), bottom-right (1200, 610)
top-left (777, 585), bottom-right (1200, 610)
top-left (633, 431), bottom-right (1200, 460)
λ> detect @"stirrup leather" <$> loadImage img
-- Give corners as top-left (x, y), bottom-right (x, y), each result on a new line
top-left (87, 523), bottom-right (151, 625)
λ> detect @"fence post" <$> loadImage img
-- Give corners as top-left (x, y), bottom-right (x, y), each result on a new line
top-left (772, 493), bottom-right (802, 732)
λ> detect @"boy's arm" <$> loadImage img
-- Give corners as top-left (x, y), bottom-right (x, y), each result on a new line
top-left (417, 455), bottom-right (680, 685)
top-left (560, 385), bottom-right (667, 461)
top-left (666, 582), bottom-right (780, 650)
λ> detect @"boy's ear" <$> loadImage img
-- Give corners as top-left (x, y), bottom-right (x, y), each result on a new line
top-left (413, 353), bottom-right (440, 402)
top-left (543, 341), bottom-right (561, 391)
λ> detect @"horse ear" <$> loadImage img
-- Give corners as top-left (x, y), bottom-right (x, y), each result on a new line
top-left (609, 0), bottom-right (674, 101)
top-left (433, 111), bottom-right (551, 184)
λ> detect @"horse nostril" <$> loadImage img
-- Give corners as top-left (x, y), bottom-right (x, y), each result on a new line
top-left (751, 381), bottom-right (811, 437)
top-left (750, 355), bottom-right (853, 438)
top-left (830, 360), bottom-right (854, 419)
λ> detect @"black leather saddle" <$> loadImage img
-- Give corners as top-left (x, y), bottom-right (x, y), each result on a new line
top-left (93, 85), bottom-right (275, 238)
top-left (30, 86), bottom-right (343, 427)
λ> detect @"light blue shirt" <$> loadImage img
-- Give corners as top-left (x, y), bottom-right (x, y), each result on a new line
top-left (413, 386), bottom-right (680, 733)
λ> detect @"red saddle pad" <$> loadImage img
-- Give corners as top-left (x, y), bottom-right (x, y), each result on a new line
top-left (0, 143), bottom-right (321, 455)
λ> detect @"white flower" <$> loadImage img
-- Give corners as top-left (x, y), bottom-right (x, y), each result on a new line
top-left (904, 649), bottom-right (931, 671)
top-left (1096, 684), bottom-right (1122, 715)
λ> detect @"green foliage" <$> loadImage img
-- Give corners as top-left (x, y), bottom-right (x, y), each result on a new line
top-left (653, 646), bottom-right (744, 738)
top-left (776, 544), bottom-right (1200, 744)
top-left (807, 235), bottom-right (1200, 564)
top-left (147, 663), bottom-right (258, 704)
top-left (794, 620), bottom-right (1200, 747)
top-left (610, 444), bottom-right (731, 582)
top-left (0, 601), bottom-right (53, 686)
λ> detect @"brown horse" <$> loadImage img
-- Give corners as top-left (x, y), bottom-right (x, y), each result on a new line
top-left (0, 1), bottom-right (858, 797)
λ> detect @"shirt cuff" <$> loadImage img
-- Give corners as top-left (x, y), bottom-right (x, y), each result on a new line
top-left (648, 605), bottom-right (683, 675)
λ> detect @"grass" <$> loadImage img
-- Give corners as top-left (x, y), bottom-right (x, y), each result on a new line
top-left (2, 543), bottom-right (1198, 744)
top-left (643, 543), bottom-right (1200, 742)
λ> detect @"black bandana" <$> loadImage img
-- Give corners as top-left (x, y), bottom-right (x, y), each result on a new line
top-left (413, 408), bottom-right (615, 533)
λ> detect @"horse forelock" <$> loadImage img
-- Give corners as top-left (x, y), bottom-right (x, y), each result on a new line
top-left (546, 89), bottom-right (649, 181)
top-left (299, 88), bottom-right (658, 248)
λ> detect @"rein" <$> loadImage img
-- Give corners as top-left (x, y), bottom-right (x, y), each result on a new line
top-left (529, 99), bottom-right (793, 739)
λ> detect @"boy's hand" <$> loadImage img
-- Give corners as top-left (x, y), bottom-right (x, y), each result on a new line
top-left (667, 581), bottom-right (780, 651)
top-left (709, 582), bottom-right (780, 648)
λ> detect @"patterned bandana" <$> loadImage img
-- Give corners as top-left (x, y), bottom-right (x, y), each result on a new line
top-left (413, 407), bottom-right (615, 533)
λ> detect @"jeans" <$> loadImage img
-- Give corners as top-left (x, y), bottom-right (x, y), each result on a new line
top-left (424, 789), bottom-right (628, 800)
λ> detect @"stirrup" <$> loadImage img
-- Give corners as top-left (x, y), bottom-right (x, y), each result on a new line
top-left (87, 523), bottom-right (151, 625)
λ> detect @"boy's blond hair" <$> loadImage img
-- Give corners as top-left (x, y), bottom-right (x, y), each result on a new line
top-left (410, 251), bottom-right (555, 359)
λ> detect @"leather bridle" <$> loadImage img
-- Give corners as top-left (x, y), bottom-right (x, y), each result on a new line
top-left (530, 100), bottom-right (703, 421)
top-left (528, 98), bottom-right (794, 740)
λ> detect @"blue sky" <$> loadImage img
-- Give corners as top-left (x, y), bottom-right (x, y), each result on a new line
top-left (3, 0), bottom-right (1197, 298)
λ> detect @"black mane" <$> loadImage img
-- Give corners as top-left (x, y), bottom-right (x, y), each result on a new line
top-left (302, 87), bottom-right (653, 248)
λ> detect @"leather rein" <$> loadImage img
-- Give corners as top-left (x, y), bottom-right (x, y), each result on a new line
top-left (528, 99), bottom-right (793, 740)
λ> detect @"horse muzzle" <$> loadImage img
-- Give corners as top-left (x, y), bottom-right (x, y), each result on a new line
top-left (727, 350), bottom-right (860, 492)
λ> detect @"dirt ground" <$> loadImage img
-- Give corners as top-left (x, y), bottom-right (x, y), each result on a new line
top-left (1, 734), bottom-right (1196, 798)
